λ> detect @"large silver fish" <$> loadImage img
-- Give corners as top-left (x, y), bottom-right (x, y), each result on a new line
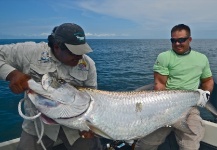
top-left (26, 74), bottom-right (211, 141)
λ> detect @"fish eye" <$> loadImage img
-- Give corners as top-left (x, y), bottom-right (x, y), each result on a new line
top-left (58, 79), bottom-right (66, 84)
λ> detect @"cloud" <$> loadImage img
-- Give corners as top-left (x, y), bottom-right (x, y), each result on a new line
top-left (76, 0), bottom-right (217, 29)
top-left (86, 33), bottom-right (116, 37)
top-left (40, 33), bottom-right (50, 36)
top-left (1, 0), bottom-right (217, 39)
top-left (86, 32), bottom-right (129, 37)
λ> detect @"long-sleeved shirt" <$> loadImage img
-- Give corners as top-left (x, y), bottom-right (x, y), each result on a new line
top-left (0, 41), bottom-right (97, 145)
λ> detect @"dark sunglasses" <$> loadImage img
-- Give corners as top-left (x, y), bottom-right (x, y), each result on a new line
top-left (170, 37), bottom-right (189, 44)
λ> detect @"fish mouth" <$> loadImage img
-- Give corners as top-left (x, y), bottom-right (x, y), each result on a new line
top-left (40, 114), bottom-right (58, 125)
top-left (40, 111), bottom-right (87, 126)
top-left (40, 113), bottom-right (79, 124)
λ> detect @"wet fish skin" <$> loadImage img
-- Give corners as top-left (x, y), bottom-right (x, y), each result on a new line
top-left (78, 89), bottom-right (199, 140)
top-left (27, 75), bottom-right (203, 140)
top-left (28, 78), bottom-right (91, 119)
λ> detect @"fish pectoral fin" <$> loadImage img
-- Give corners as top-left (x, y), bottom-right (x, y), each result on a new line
top-left (85, 120), bottom-right (113, 139)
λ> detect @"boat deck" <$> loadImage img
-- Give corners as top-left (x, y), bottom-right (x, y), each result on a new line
top-left (52, 137), bottom-right (217, 150)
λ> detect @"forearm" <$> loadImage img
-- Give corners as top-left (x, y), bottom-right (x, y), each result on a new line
top-left (154, 72), bottom-right (168, 90)
top-left (154, 83), bottom-right (166, 90)
top-left (6, 70), bottom-right (20, 81)
top-left (0, 64), bottom-right (16, 80)
top-left (6, 70), bottom-right (31, 94)
top-left (201, 77), bottom-right (214, 93)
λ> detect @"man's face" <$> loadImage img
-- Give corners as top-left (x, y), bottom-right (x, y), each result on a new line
top-left (53, 44), bottom-right (83, 67)
top-left (171, 29), bottom-right (192, 55)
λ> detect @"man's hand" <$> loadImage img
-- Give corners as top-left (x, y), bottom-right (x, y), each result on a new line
top-left (6, 70), bottom-right (31, 94)
top-left (196, 89), bottom-right (210, 107)
top-left (79, 130), bottom-right (95, 138)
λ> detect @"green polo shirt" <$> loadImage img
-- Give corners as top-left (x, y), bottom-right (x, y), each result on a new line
top-left (153, 50), bottom-right (212, 90)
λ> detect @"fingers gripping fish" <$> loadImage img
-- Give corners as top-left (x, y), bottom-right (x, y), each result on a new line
top-left (26, 74), bottom-right (210, 141)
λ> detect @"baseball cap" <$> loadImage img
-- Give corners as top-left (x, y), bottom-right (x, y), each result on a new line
top-left (54, 23), bottom-right (92, 55)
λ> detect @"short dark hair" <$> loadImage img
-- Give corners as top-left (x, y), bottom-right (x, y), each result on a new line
top-left (47, 26), bottom-right (58, 49)
top-left (171, 24), bottom-right (191, 37)
top-left (47, 26), bottom-right (68, 50)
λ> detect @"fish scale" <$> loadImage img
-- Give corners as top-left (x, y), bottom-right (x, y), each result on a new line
top-left (27, 74), bottom-right (204, 140)
top-left (79, 89), bottom-right (199, 140)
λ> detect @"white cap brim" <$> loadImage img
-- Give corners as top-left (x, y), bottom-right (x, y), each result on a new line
top-left (65, 43), bottom-right (92, 55)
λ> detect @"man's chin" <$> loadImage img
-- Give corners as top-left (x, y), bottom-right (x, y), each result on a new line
top-left (64, 62), bottom-right (78, 67)
top-left (174, 49), bottom-right (185, 55)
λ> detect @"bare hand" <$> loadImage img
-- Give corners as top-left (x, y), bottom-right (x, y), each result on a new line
top-left (6, 70), bottom-right (31, 94)
top-left (79, 130), bottom-right (95, 138)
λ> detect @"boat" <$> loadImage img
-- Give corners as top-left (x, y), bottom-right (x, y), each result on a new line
top-left (0, 76), bottom-right (217, 150)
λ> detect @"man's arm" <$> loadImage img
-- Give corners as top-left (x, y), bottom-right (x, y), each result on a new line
top-left (83, 56), bottom-right (97, 89)
top-left (0, 43), bottom-right (33, 94)
top-left (200, 77), bottom-right (214, 93)
top-left (154, 72), bottom-right (168, 90)
top-left (6, 70), bottom-right (31, 94)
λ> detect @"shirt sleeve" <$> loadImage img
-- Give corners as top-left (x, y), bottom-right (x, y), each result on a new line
top-left (153, 52), bottom-right (170, 76)
top-left (0, 44), bottom-right (18, 80)
top-left (84, 55), bottom-right (97, 89)
top-left (0, 42), bottom-right (35, 80)
top-left (201, 56), bottom-right (212, 79)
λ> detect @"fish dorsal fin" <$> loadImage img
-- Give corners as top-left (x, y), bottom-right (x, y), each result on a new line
top-left (85, 120), bottom-right (113, 139)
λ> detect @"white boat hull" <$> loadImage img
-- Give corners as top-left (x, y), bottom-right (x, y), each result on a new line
top-left (202, 120), bottom-right (217, 147)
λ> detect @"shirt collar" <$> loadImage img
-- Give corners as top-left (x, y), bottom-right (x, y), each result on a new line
top-left (172, 47), bottom-right (191, 56)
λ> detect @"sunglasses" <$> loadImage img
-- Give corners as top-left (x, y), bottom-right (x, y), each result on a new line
top-left (170, 37), bottom-right (189, 44)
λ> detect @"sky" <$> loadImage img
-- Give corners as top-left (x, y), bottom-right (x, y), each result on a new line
top-left (1, 0), bottom-right (217, 39)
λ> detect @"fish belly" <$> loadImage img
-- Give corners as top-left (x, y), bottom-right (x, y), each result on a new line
top-left (84, 90), bottom-right (199, 140)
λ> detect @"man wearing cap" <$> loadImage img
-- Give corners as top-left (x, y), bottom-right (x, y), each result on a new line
top-left (0, 23), bottom-right (102, 150)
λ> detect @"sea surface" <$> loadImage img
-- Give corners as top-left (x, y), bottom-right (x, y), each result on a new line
top-left (0, 39), bottom-right (217, 142)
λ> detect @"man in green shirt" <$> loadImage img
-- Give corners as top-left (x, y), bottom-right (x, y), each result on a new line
top-left (135, 24), bottom-right (214, 150)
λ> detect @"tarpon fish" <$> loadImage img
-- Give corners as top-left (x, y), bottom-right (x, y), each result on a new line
top-left (26, 74), bottom-right (211, 141)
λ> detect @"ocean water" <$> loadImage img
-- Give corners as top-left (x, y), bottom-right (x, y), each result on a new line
top-left (0, 39), bottom-right (217, 142)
